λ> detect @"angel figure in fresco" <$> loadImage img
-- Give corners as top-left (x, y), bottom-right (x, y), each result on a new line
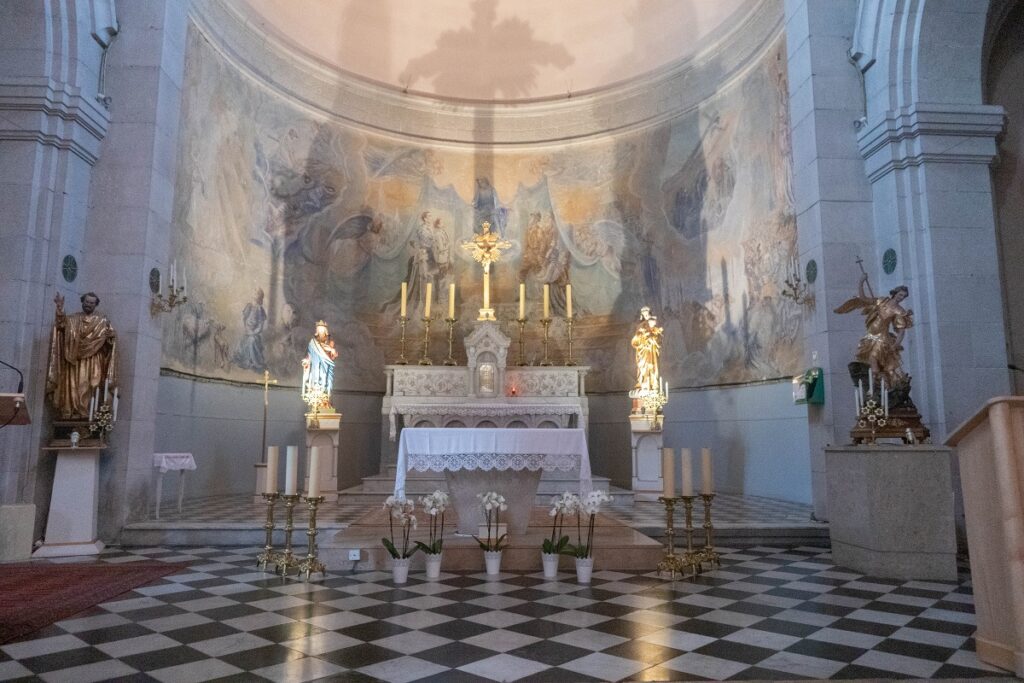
top-left (631, 306), bottom-right (664, 395)
top-left (833, 272), bottom-right (913, 387)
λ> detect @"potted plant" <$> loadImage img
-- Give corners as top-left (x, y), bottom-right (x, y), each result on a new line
top-left (415, 489), bottom-right (449, 579)
top-left (542, 492), bottom-right (577, 579)
top-left (382, 495), bottom-right (418, 583)
top-left (568, 490), bottom-right (612, 583)
top-left (473, 491), bottom-right (508, 575)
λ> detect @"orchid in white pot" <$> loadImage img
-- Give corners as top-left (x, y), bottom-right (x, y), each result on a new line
top-left (568, 490), bottom-right (613, 583)
top-left (415, 490), bottom-right (449, 579)
top-left (474, 491), bottom-right (508, 575)
top-left (382, 495), bottom-right (418, 583)
top-left (541, 492), bottom-right (578, 578)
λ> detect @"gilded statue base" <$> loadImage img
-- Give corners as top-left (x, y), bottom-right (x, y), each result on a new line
top-left (477, 307), bottom-right (496, 322)
top-left (50, 420), bottom-right (107, 449)
top-left (306, 410), bottom-right (341, 430)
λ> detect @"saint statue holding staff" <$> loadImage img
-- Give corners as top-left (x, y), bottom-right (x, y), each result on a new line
top-left (301, 320), bottom-right (337, 411)
top-left (630, 306), bottom-right (664, 395)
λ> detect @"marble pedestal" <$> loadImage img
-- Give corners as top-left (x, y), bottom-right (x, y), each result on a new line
top-left (631, 416), bottom-right (665, 501)
top-left (305, 416), bottom-right (340, 502)
top-left (33, 447), bottom-right (105, 557)
top-left (826, 445), bottom-right (956, 580)
top-left (444, 469), bottom-right (543, 535)
top-left (0, 504), bottom-right (35, 561)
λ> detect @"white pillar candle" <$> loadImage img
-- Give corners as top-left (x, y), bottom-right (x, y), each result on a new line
top-left (424, 281), bottom-right (432, 318)
top-left (519, 283), bottom-right (525, 319)
top-left (483, 271), bottom-right (490, 310)
top-left (112, 390), bottom-right (118, 422)
top-left (285, 446), bottom-right (298, 495)
top-left (89, 394), bottom-right (95, 422)
top-left (566, 284), bottom-right (573, 318)
top-left (400, 281), bottom-right (408, 317)
top-left (183, 271), bottom-right (187, 295)
top-left (661, 447), bottom-right (675, 498)
top-left (104, 378), bottom-right (110, 402)
top-left (265, 446), bottom-right (279, 494)
top-left (701, 447), bottom-right (714, 495)
top-left (448, 283), bottom-right (455, 319)
top-left (307, 446), bottom-right (321, 498)
top-left (868, 368), bottom-right (874, 396)
top-left (680, 448), bottom-right (693, 497)
top-left (543, 284), bottom-right (550, 319)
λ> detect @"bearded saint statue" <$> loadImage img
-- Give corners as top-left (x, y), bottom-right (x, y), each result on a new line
top-left (46, 292), bottom-right (118, 420)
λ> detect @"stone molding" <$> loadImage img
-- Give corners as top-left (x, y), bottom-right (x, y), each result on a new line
top-left (857, 103), bottom-right (1007, 182)
top-left (188, 0), bottom-right (784, 144)
top-left (0, 77), bottom-right (111, 164)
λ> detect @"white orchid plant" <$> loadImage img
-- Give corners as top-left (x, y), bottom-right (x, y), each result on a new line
top-left (473, 491), bottom-right (509, 552)
top-left (415, 490), bottom-right (450, 555)
top-left (543, 491), bottom-right (579, 555)
top-left (569, 490), bottom-right (613, 559)
top-left (382, 495), bottom-right (419, 559)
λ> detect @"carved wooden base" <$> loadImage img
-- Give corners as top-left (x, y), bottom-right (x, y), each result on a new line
top-left (851, 407), bottom-right (930, 444)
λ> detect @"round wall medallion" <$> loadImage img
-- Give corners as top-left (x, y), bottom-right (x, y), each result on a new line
top-left (149, 267), bottom-right (161, 294)
top-left (61, 255), bottom-right (78, 283)
top-left (805, 259), bottom-right (818, 284)
top-left (882, 248), bottom-right (898, 274)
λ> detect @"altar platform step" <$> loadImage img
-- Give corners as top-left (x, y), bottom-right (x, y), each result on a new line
top-left (319, 506), bottom-right (663, 572)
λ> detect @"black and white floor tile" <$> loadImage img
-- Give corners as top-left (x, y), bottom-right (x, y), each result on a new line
top-left (1, 544), bottom-right (1012, 682)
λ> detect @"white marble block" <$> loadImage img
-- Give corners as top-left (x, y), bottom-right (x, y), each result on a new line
top-left (631, 422), bottom-right (665, 502)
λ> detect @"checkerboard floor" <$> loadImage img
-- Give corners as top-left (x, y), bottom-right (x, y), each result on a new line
top-left (2, 545), bottom-right (1012, 682)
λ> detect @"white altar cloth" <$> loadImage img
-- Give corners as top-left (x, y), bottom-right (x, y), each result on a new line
top-left (154, 452), bottom-right (197, 473)
top-left (394, 427), bottom-right (592, 499)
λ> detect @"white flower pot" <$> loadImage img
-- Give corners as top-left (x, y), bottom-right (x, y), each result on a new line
top-left (425, 552), bottom-right (443, 579)
top-left (575, 556), bottom-right (594, 584)
top-left (541, 552), bottom-right (560, 579)
top-left (484, 550), bottom-right (503, 575)
top-left (391, 557), bottom-right (410, 584)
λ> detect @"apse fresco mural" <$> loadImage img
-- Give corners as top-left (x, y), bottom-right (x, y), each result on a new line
top-left (163, 27), bottom-right (801, 392)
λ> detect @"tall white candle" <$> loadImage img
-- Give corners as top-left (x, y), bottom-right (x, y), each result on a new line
top-left (543, 284), bottom-right (550, 319)
top-left (400, 281), bottom-right (408, 317)
top-left (285, 446), bottom-right (298, 495)
top-left (182, 270), bottom-right (187, 295)
top-left (172, 260), bottom-right (177, 288)
top-left (680, 448), bottom-right (693, 497)
top-left (424, 281), bottom-right (432, 318)
top-left (868, 368), bottom-right (874, 396)
top-left (701, 448), bottom-right (714, 495)
top-left (89, 394), bottom-right (95, 422)
top-left (661, 447), bottom-right (675, 498)
top-left (112, 390), bottom-right (118, 422)
top-left (104, 378), bottom-right (110, 402)
top-left (307, 446), bottom-right (321, 498)
top-left (448, 283), bottom-right (455, 319)
top-left (483, 271), bottom-right (490, 310)
top-left (519, 283), bottom-right (525, 319)
top-left (265, 446), bottom-right (279, 494)
top-left (566, 284), bottom-right (573, 318)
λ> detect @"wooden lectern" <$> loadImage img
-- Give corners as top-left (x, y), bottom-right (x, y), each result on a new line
top-left (0, 393), bottom-right (30, 425)
top-left (946, 397), bottom-right (1024, 676)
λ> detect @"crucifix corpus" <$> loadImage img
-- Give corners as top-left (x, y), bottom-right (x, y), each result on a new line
top-left (461, 221), bottom-right (511, 321)
top-left (260, 369), bottom-right (277, 463)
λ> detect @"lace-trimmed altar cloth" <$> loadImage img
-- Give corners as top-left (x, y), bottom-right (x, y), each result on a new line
top-left (388, 401), bottom-right (583, 440)
top-left (394, 427), bottom-right (592, 499)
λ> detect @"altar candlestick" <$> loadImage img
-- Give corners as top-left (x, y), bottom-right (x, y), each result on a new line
top-left (285, 446), bottom-right (298, 495)
top-left (400, 282), bottom-right (408, 317)
top-left (681, 448), bottom-right (693, 497)
top-left (661, 447), bottom-right (675, 498)
top-left (543, 284), bottom-right (550, 319)
top-left (424, 282), bottom-right (432, 318)
top-left (448, 283), bottom-right (455, 319)
top-left (483, 271), bottom-right (490, 310)
top-left (566, 284), bottom-right (573, 318)
top-left (519, 283), bottom-right (525, 319)
top-left (307, 446), bottom-right (321, 498)
top-left (265, 446), bottom-right (279, 494)
top-left (701, 448), bottom-right (714, 495)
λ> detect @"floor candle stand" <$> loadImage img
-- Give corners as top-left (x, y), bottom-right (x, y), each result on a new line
top-left (297, 495), bottom-right (326, 581)
top-left (656, 496), bottom-right (687, 577)
top-left (256, 492), bottom-right (279, 571)
top-left (699, 493), bottom-right (721, 569)
top-left (276, 494), bottom-right (302, 576)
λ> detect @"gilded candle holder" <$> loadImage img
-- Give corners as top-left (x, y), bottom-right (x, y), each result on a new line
top-left (516, 317), bottom-right (528, 366)
top-left (564, 317), bottom-right (577, 366)
top-left (396, 316), bottom-right (410, 365)
top-left (698, 493), bottom-right (721, 569)
top-left (276, 494), bottom-right (302, 576)
top-left (679, 495), bottom-right (703, 575)
top-left (443, 317), bottom-right (457, 366)
top-left (256, 492), bottom-right (280, 571)
top-left (539, 318), bottom-right (553, 366)
top-left (656, 496), bottom-right (687, 577)
top-left (297, 495), bottom-right (327, 581)
top-left (418, 316), bottom-right (433, 366)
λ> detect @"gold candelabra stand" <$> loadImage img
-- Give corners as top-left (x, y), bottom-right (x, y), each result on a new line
top-left (418, 316), bottom-right (433, 366)
top-left (150, 285), bottom-right (187, 316)
top-left (539, 318), bottom-right (553, 366)
top-left (655, 494), bottom-right (718, 579)
top-left (679, 495), bottom-right (703, 575)
top-left (516, 318), bottom-right (528, 366)
top-left (565, 318), bottom-right (576, 366)
top-left (276, 494), bottom-right (301, 576)
top-left (443, 317), bottom-right (457, 366)
top-left (256, 492), bottom-right (279, 571)
top-left (396, 315), bottom-right (410, 364)
top-left (699, 493), bottom-right (721, 569)
top-left (656, 496), bottom-right (686, 577)
top-left (297, 496), bottom-right (327, 581)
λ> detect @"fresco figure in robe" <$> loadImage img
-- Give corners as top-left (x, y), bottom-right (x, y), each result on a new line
top-left (631, 306), bottom-right (664, 395)
top-left (234, 288), bottom-right (267, 370)
top-left (46, 292), bottom-right (118, 420)
top-left (301, 320), bottom-right (338, 411)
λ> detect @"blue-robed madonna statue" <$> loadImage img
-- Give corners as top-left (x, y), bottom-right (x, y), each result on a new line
top-left (301, 320), bottom-right (338, 411)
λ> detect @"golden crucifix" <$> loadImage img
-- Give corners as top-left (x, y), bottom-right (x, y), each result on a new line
top-left (461, 221), bottom-right (511, 321)
top-left (260, 369), bottom-right (278, 463)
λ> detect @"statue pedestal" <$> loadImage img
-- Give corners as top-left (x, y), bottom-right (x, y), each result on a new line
top-left (630, 416), bottom-right (665, 502)
top-left (306, 414), bottom-right (341, 501)
top-left (33, 446), bottom-right (106, 557)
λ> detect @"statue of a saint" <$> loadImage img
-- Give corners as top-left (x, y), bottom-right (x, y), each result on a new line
top-left (630, 306), bottom-right (663, 395)
top-left (301, 320), bottom-right (338, 411)
top-left (834, 273), bottom-right (914, 387)
top-left (46, 292), bottom-right (118, 420)
top-left (461, 221), bottom-right (511, 273)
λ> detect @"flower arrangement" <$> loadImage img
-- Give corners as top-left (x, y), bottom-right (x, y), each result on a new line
top-left (415, 490), bottom-right (449, 555)
top-left (543, 492), bottom-right (578, 555)
top-left (381, 495), bottom-right (419, 559)
top-left (89, 404), bottom-right (115, 437)
top-left (568, 490), bottom-right (613, 559)
top-left (473, 491), bottom-right (508, 552)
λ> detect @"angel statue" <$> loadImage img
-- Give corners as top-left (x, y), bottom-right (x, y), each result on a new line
top-left (301, 320), bottom-right (338, 412)
top-left (833, 272), bottom-right (913, 388)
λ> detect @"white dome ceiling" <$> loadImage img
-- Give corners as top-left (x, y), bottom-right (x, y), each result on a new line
top-left (235, 0), bottom-right (752, 102)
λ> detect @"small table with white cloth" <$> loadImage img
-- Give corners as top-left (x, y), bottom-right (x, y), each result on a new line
top-left (395, 428), bottom-right (592, 534)
top-left (153, 452), bottom-right (196, 519)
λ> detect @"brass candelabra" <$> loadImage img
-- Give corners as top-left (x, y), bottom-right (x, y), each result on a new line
top-left (396, 316), bottom-right (409, 364)
top-left (679, 495), bottom-right (703, 575)
top-left (276, 494), bottom-right (302, 576)
top-left (655, 494), bottom-right (719, 578)
top-left (150, 285), bottom-right (188, 316)
top-left (443, 317), bottom-right (457, 366)
top-left (539, 318), bottom-right (553, 366)
top-left (699, 493), bottom-right (721, 569)
top-left (419, 316), bottom-right (433, 366)
top-left (656, 496), bottom-right (686, 577)
top-left (565, 318), bottom-right (576, 366)
top-left (516, 317), bottom-right (528, 366)
top-left (297, 496), bottom-right (326, 581)
top-left (256, 492), bottom-right (279, 571)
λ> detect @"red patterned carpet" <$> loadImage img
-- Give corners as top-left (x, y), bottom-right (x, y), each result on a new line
top-left (0, 561), bottom-right (188, 644)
